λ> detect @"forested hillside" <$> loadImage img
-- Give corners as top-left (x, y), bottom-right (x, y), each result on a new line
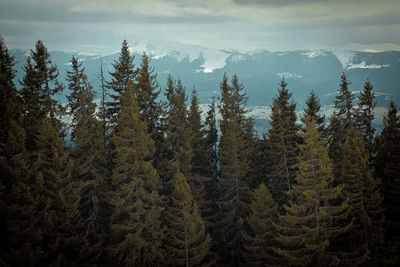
top-left (1, 37), bottom-right (400, 266)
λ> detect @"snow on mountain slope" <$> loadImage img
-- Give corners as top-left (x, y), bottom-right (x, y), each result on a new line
top-left (130, 40), bottom-right (231, 73)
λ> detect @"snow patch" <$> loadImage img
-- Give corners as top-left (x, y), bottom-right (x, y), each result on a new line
top-left (277, 72), bottom-right (303, 79)
top-left (331, 50), bottom-right (355, 69)
top-left (301, 50), bottom-right (327, 58)
top-left (347, 61), bottom-right (390, 70)
top-left (130, 40), bottom-right (230, 73)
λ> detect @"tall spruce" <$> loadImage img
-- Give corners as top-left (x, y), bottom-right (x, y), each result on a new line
top-left (20, 40), bottom-right (64, 151)
top-left (163, 171), bottom-right (212, 266)
top-left (109, 80), bottom-right (165, 265)
top-left (216, 73), bottom-right (251, 265)
top-left (106, 40), bottom-right (136, 127)
top-left (327, 73), bottom-right (354, 169)
top-left (241, 183), bottom-right (279, 266)
top-left (0, 36), bottom-right (30, 265)
top-left (135, 52), bottom-right (162, 148)
top-left (302, 90), bottom-right (325, 134)
top-left (334, 124), bottom-right (384, 265)
top-left (265, 77), bottom-right (298, 207)
top-left (275, 117), bottom-right (349, 266)
top-left (355, 79), bottom-right (376, 163)
top-left (374, 100), bottom-right (400, 261)
top-left (159, 76), bottom-right (193, 189)
top-left (66, 56), bottom-right (111, 248)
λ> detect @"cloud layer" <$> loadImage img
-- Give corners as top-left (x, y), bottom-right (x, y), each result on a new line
top-left (1, 0), bottom-right (399, 53)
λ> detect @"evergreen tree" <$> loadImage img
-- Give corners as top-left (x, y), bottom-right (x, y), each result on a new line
top-left (355, 79), bottom-right (376, 163)
top-left (98, 56), bottom-right (109, 145)
top-left (135, 52), bottom-right (163, 147)
top-left (20, 40), bottom-right (64, 152)
top-left (163, 171), bottom-right (211, 266)
top-left (216, 73), bottom-right (251, 265)
top-left (106, 40), bottom-right (136, 127)
top-left (0, 36), bottom-right (30, 265)
top-left (302, 90), bottom-right (325, 135)
top-left (265, 77), bottom-right (298, 207)
top-left (66, 56), bottom-right (111, 249)
top-left (327, 73), bottom-right (354, 169)
top-left (110, 80), bottom-right (165, 265)
top-left (375, 100), bottom-right (400, 261)
top-left (204, 96), bottom-right (219, 180)
top-left (241, 183), bottom-right (279, 266)
top-left (275, 117), bottom-right (349, 266)
top-left (334, 124), bottom-right (384, 265)
top-left (159, 76), bottom-right (193, 188)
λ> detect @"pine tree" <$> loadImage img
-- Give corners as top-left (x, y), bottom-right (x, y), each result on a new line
top-left (216, 73), bottom-right (251, 265)
top-left (375, 100), bottom-right (400, 261)
top-left (106, 40), bottom-right (136, 127)
top-left (265, 77), bottom-right (298, 207)
top-left (327, 73), bottom-right (355, 169)
top-left (66, 56), bottom-right (111, 247)
top-left (241, 183), bottom-right (279, 266)
top-left (302, 90), bottom-right (325, 135)
top-left (355, 79), bottom-right (376, 163)
top-left (110, 80), bottom-right (165, 265)
top-left (163, 171), bottom-right (211, 266)
top-left (275, 117), bottom-right (349, 266)
top-left (334, 124), bottom-right (384, 265)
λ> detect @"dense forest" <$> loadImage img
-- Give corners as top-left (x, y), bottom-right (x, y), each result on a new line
top-left (1, 37), bottom-right (400, 266)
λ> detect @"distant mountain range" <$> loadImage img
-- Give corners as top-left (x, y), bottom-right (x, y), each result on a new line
top-left (10, 41), bottom-right (400, 133)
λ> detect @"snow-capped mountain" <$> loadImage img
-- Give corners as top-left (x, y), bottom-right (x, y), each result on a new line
top-left (11, 41), bottom-right (400, 133)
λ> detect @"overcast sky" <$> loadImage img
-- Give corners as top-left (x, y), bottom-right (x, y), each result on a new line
top-left (1, 0), bottom-right (399, 53)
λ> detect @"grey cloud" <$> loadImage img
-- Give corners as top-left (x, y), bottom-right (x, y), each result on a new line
top-left (233, 0), bottom-right (340, 6)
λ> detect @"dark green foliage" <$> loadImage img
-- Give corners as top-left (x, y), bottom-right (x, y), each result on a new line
top-left (375, 100), bottom-right (400, 263)
top-left (327, 73), bottom-right (355, 169)
top-left (106, 40), bottom-right (136, 127)
top-left (216, 73), bottom-right (251, 265)
top-left (302, 90), bottom-right (325, 135)
top-left (265, 77), bottom-right (298, 207)
top-left (275, 117), bottom-right (349, 266)
top-left (66, 56), bottom-right (111, 248)
top-left (334, 124), bottom-right (384, 265)
top-left (159, 76), bottom-right (193, 185)
top-left (110, 80), bottom-right (165, 265)
top-left (163, 171), bottom-right (212, 266)
top-left (241, 183), bottom-right (279, 266)
top-left (355, 79), bottom-right (376, 163)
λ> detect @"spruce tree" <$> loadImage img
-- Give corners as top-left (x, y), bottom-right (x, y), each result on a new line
top-left (163, 171), bottom-right (212, 266)
top-left (216, 73), bottom-right (251, 265)
top-left (66, 56), bottom-right (111, 248)
top-left (135, 52), bottom-right (162, 145)
top-left (375, 100), bottom-right (400, 261)
top-left (204, 96), bottom-right (219, 180)
top-left (302, 90), bottom-right (325, 135)
top-left (106, 40), bottom-right (136, 127)
top-left (110, 80), bottom-right (165, 265)
top-left (0, 36), bottom-right (31, 265)
top-left (265, 77), bottom-right (298, 207)
top-left (241, 183), bottom-right (279, 266)
top-left (327, 73), bottom-right (354, 169)
top-left (334, 124), bottom-right (384, 266)
top-left (355, 79), bottom-right (376, 163)
top-left (275, 117), bottom-right (349, 266)
top-left (159, 76), bottom-right (193, 187)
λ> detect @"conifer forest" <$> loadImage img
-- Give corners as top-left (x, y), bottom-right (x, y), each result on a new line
top-left (1, 37), bottom-right (400, 266)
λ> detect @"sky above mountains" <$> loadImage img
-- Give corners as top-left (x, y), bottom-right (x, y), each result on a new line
top-left (1, 0), bottom-right (399, 53)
